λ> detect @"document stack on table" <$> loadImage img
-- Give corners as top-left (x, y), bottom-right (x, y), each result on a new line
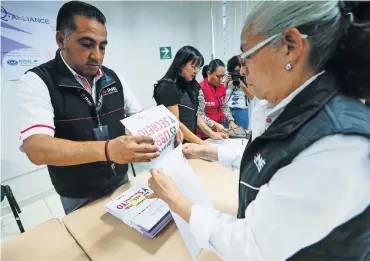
top-left (105, 184), bottom-right (172, 239)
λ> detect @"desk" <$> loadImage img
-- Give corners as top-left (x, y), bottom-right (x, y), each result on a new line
top-left (0, 218), bottom-right (90, 261)
top-left (62, 159), bottom-right (238, 261)
top-left (197, 250), bottom-right (222, 261)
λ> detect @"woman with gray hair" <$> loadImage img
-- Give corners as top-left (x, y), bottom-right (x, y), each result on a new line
top-left (147, 1), bottom-right (370, 260)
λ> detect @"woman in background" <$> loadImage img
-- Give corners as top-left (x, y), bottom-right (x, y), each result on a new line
top-left (224, 56), bottom-right (254, 129)
top-left (197, 59), bottom-right (237, 139)
top-left (153, 46), bottom-right (227, 144)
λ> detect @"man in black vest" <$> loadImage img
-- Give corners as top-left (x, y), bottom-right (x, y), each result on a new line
top-left (17, 1), bottom-right (181, 214)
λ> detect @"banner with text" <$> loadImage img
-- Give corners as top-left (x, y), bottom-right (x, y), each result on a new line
top-left (1, 2), bottom-right (63, 181)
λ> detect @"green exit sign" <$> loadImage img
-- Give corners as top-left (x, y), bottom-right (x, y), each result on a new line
top-left (159, 46), bottom-right (172, 60)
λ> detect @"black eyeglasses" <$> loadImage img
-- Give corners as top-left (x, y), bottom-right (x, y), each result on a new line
top-left (190, 65), bottom-right (201, 73)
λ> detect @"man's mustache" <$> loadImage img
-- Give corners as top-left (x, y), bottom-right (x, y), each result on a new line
top-left (87, 60), bottom-right (100, 66)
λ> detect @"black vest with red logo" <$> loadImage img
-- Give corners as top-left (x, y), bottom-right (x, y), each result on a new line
top-left (28, 50), bottom-right (129, 198)
top-left (238, 73), bottom-right (370, 260)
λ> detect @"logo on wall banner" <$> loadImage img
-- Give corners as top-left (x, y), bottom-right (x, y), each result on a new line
top-left (1, 4), bottom-right (56, 68)
top-left (7, 60), bottom-right (18, 66)
top-left (1, 6), bottom-right (50, 24)
top-left (6, 59), bottom-right (39, 67)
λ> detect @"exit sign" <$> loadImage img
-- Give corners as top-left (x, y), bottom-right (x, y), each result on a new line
top-left (159, 47), bottom-right (172, 60)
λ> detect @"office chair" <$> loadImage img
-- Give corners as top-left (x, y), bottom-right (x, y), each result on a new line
top-left (1, 185), bottom-right (25, 233)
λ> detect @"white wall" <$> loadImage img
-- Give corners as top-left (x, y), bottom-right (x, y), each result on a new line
top-left (1, 1), bottom-right (213, 209)
top-left (210, 1), bottom-right (225, 62)
top-left (96, 1), bottom-right (213, 108)
top-left (211, 1), bottom-right (260, 66)
top-left (1, 1), bottom-right (63, 211)
top-left (225, 1), bottom-right (259, 60)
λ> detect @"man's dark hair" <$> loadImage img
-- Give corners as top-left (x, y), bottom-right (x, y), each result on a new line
top-left (56, 1), bottom-right (106, 36)
top-left (227, 56), bottom-right (241, 72)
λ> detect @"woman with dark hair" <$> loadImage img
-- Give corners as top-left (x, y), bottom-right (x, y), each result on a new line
top-left (197, 59), bottom-right (237, 139)
top-left (148, 1), bottom-right (370, 260)
top-left (224, 56), bottom-right (254, 129)
top-left (201, 66), bottom-right (208, 80)
top-left (154, 46), bottom-right (227, 144)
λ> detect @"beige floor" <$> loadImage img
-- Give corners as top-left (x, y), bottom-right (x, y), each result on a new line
top-left (1, 163), bottom-right (148, 244)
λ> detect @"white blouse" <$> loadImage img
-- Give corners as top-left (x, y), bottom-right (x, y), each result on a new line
top-left (188, 72), bottom-right (370, 261)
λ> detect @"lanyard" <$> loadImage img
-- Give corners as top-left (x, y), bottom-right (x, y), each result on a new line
top-left (78, 82), bottom-right (114, 126)
top-left (78, 90), bottom-right (104, 126)
top-left (79, 87), bottom-right (118, 177)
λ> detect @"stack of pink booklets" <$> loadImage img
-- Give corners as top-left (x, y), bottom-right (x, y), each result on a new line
top-left (105, 185), bottom-right (172, 238)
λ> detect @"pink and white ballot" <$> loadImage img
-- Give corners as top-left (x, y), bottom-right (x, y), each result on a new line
top-left (121, 105), bottom-right (179, 165)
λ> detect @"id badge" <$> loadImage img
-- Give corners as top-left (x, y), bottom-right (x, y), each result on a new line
top-left (92, 125), bottom-right (109, 141)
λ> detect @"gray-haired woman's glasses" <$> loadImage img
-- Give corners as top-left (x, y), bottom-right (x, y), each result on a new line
top-left (238, 33), bottom-right (308, 67)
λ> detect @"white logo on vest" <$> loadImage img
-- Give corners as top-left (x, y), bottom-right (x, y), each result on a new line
top-left (254, 153), bottom-right (266, 173)
top-left (101, 86), bottom-right (118, 96)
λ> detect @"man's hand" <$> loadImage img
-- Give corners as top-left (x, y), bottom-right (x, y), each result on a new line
top-left (214, 122), bottom-right (228, 134)
top-left (108, 136), bottom-right (160, 163)
top-left (175, 128), bottom-right (184, 147)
